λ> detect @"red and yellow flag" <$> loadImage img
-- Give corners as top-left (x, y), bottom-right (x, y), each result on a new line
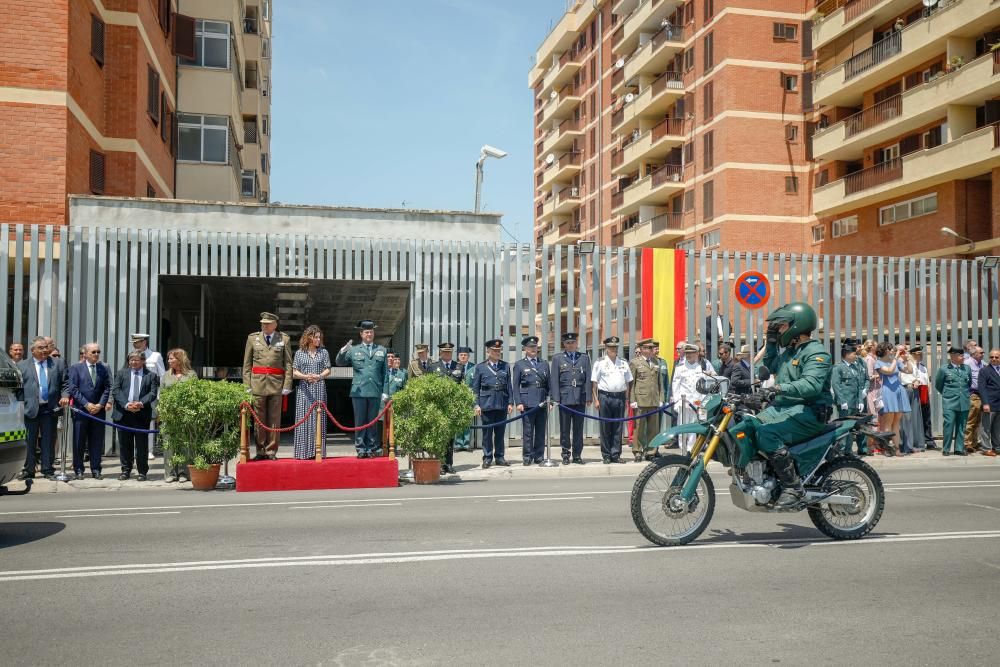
top-left (640, 248), bottom-right (687, 370)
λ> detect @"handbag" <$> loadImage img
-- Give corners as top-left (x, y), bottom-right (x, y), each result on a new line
top-left (873, 390), bottom-right (884, 411)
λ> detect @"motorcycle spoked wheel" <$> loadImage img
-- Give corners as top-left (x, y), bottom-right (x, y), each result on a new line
top-left (807, 457), bottom-right (885, 540)
top-left (630, 454), bottom-right (715, 547)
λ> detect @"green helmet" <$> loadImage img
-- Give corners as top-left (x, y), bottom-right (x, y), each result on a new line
top-left (765, 302), bottom-right (817, 347)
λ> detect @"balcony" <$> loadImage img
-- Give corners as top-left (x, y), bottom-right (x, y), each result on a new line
top-left (554, 186), bottom-right (583, 215)
top-left (544, 219), bottom-right (583, 245)
top-left (813, 0), bottom-right (1000, 108)
top-left (612, 70), bottom-right (684, 135)
top-left (813, 122), bottom-right (1000, 216)
top-left (612, 117), bottom-right (686, 175)
top-left (538, 194), bottom-right (557, 223)
top-left (615, 0), bottom-right (683, 57)
top-left (541, 84), bottom-right (582, 123)
top-left (813, 0), bottom-right (917, 51)
top-left (622, 212), bottom-right (685, 247)
top-left (612, 24), bottom-right (685, 96)
top-left (612, 0), bottom-right (640, 17)
top-left (541, 116), bottom-right (585, 155)
top-left (539, 151), bottom-right (582, 189)
top-left (541, 49), bottom-right (583, 98)
top-left (612, 163), bottom-right (686, 216)
top-left (813, 52), bottom-right (1000, 161)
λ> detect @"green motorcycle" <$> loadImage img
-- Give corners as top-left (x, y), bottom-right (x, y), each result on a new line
top-left (630, 371), bottom-right (886, 546)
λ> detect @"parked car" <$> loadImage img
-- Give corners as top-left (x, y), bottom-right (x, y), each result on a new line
top-left (0, 350), bottom-right (29, 495)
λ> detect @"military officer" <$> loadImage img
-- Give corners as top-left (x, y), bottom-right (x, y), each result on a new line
top-left (383, 353), bottom-right (407, 398)
top-left (512, 336), bottom-right (550, 465)
top-left (335, 320), bottom-right (388, 458)
top-left (550, 332), bottom-right (591, 464)
top-left (591, 336), bottom-right (632, 463)
top-left (471, 338), bottom-right (514, 468)
top-left (242, 312), bottom-right (293, 460)
top-left (429, 342), bottom-right (464, 473)
top-left (832, 342), bottom-right (868, 455)
top-left (629, 338), bottom-right (665, 462)
top-left (454, 346), bottom-right (475, 451)
top-left (754, 302), bottom-right (833, 507)
top-left (935, 346), bottom-right (972, 456)
top-left (652, 340), bottom-right (671, 430)
top-left (407, 343), bottom-right (431, 378)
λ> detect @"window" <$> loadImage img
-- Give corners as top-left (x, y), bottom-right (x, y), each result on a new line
top-left (781, 73), bottom-right (798, 92)
top-left (703, 131), bottom-right (714, 171)
top-left (147, 66), bottom-right (160, 124)
top-left (241, 170), bottom-right (257, 197)
top-left (773, 23), bottom-right (797, 40)
top-left (879, 193), bottom-right (937, 226)
top-left (262, 76), bottom-right (269, 96)
top-left (701, 229), bottom-right (720, 248)
top-left (590, 58), bottom-right (596, 84)
top-left (683, 48), bottom-right (694, 72)
top-left (703, 33), bottom-right (714, 70)
top-left (89, 150), bottom-right (105, 194)
top-left (262, 0), bottom-right (270, 21)
top-left (703, 0), bottom-right (714, 22)
top-left (703, 180), bottom-right (714, 221)
top-left (785, 123), bottom-right (798, 142)
top-left (683, 141), bottom-right (693, 164)
top-left (244, 117), bottom-right (258, 143)
top-left (832, 215), bottom-right (859, 238)
top-left (261, 153), bottom-right (269, 174)
top-left (146, 183), bottom-right (156, 198)
top-left (785, 176), bottom-right (798, 193)
top-left (874, 144), bottom-right (899, 164)
top-left (262, 38), bottom-right (270, 58)
top-left (180, 20), bottom-right (230, 69)
top-left (157, 0), bottom-right (171, 34)
top-left (677, 239), bottom-right (695, 252)
top-left (683, 189), bottom-right (694, 211)
top-left (160, 94), bottom-right (169, 142)
top-left (703, 81), bottom-right (714, 119)
top-left (262, 114), bottom-right (269, 136)
top-left (91, 15), bottom-right (105, 65)
top-left (177, 113), bottom-right (229, 163)
top-left (811, 224), bottom-right (825, 243)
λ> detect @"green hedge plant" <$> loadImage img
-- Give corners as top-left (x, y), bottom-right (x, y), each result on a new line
top-left (392, 373), bottom-right (474, 460)
top-left (157, 380), bottom-right (246, 470)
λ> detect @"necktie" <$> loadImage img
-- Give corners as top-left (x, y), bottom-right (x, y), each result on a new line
top-left (130, 372), bottom-right (141, 402)
top-left (530, 358), bottom-right (536, 368)
top-left (491, 363), bottom-right (497, 372)
top-left (421, 361), bottom-right (427, 371)
top-left (38, 361), bottom-right (48, 402)
top-left (265, 334), bottom-right (272, 346)
top-left (89, 364), bottom-right (96, 384)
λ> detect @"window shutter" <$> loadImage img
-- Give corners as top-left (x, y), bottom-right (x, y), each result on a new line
top-left (89, 150), bottom-right (106, 194)
top-left (147, 66), bottom-right (160, 124)
top-left (703, 181), bottom-right (714, 221)
top-left (161, 101), bottom-right (170, 143)
top-left (899, 133), bottom-right (920, 155)
top-left (801, 21), bottom-right (812, 56)
top-left (985, 100), bottom-right (1000, 125)
top-left (172, 14), bottom-right (196, 59)
top-left (158, 0), bottom-right (170, 34)
top-left (91, 15), bottom-right (105, 65)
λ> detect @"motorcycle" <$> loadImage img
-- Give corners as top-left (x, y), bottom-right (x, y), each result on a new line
top-left (630, 369), bottom-right (887, 546)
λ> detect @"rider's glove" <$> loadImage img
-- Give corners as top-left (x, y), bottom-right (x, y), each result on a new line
top-left (766, 322), bottom-right (782, 345)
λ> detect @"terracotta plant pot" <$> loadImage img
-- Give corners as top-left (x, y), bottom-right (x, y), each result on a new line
top-left (411, 458), bottom-right (441, 485)
top-left (188, 463), bottom-right (221, 491)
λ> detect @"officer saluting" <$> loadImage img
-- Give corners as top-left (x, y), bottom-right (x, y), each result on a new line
top-left (242, 312), bottom-right (293, 460)
top-left (429, 342), bottom-right (462, 473)
top-left (335, 320), bottom-right (388, 458)
top-left (512, 336), bottom-right (549, 466)
top-left (591, 336), bottom-right (632, 464)
top-left (550, 332), bottom-right (591, 465)
top-left (471, 338), bottom-right (513, 468)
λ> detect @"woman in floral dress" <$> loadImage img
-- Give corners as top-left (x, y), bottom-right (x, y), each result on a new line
top-left (292, 325), bottom-right (331, 459)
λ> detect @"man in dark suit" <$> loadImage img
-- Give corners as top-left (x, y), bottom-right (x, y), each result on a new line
top-left (68, 342), bottom-right (111, 480)
top-left (16, 337), bottom-right (69, 480)
top-left (980, 348), bottom-right (1000, 456)
top-left (112, 351), bottom-right (159, 480)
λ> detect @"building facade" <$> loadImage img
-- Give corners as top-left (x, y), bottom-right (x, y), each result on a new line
top-left (809, 0), bottom-right (1000, 258)
top-left (530, 0), bottom-right (814, 255)
top-left (176, 0), bottom-right (272, 203)
top-left (0, 0), bottom-right (182, 224)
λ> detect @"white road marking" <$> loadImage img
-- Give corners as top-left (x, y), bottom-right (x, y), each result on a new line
top-left (290, 503), bottom-right (402, 510)
top-left (964, 503), bottom-right (1000, 512)
top-left (497, 496), bottom-right (593, 503)
top-left (54, 511), bottom-right (181, 518)
top-left (3, 531), bottom-right (1000, 583)
top-left (888, 484), bottom-right (1000, 491)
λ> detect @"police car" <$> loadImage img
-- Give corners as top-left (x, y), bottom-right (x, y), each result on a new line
top-left (0, 350), bottom-right (29, 495)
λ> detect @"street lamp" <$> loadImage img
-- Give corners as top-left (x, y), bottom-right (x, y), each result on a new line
top-left (474, 144), bottom-right (507, 213)
top-left (941, 226), bottom-right (976, 252)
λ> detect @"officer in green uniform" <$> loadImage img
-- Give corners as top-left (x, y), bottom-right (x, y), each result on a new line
top-left (453, 346), bottom-right (474, 451)
top-left (383, 353), bottom-right (407, 398)
top-left (754, 302), bottom-right (833, 507)
top-left (335, 319), bottom-right (388, 458)
top-left (934, 346), bottom-right (972, 456)
top-left (831, 341), bottom-right (868, 455)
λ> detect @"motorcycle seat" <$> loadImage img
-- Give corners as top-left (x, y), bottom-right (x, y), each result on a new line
top-left (789, 423), bottom-right (839, 449)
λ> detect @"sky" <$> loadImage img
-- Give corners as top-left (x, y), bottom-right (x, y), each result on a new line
top-left (271, 0), bottom-right (571, 243)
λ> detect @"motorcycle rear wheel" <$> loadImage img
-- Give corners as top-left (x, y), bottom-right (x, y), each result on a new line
top-left (807, 457), bottom-right (884, 540)
top-left (630, 454), bottom-right (715, 546)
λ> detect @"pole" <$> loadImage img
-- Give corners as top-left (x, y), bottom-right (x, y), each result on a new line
top-left (540, 399), bottom-right (559, 467)
top-left (387, 404), bottom-right (395, 460)
top-left (474, 160), bottom-right (484, 213)
top-left (54, 406), bottom-right (71, 483)
top-left (239, 405), bottom-right (248, 464)
top-left (314, 405), bottom-right (323, 462)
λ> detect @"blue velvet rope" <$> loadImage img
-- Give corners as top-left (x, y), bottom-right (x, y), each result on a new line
top-left (70, 406), bottom-right (159, 434)
top-left (469, 404), bottom-right (543, 429)
top-left (557, 402), bottom-right (669, 423)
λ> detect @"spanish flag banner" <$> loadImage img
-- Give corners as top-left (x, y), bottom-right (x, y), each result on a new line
top-left (640, 248), bottom-right (687, 370)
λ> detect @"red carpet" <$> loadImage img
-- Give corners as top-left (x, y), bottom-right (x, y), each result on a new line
top-left (236, 457), bottom-right (399, 492)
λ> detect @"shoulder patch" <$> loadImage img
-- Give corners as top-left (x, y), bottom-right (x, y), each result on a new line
top-left (814, 356), bottom-right (826, 363)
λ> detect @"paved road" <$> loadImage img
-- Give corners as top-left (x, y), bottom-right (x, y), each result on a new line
top-left (3, 464), bottom-right (1000, 665)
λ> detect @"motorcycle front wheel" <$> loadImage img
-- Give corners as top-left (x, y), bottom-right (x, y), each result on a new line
top-left (630, 454), bottom-right (715, 546)
top-left (807, 457), bottom-right (884, 540)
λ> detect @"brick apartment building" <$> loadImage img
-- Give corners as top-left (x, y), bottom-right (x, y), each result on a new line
top-left (0, 0), bottom-right (272, 226)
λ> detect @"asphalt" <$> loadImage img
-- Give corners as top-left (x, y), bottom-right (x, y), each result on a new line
top-left (2, 465), bottom-right (1000, 665)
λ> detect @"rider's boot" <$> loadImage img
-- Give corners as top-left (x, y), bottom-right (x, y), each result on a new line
top-left (771, 447), bottom-right (803, 508)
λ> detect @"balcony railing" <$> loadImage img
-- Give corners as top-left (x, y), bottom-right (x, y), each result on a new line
top-left (995, 122), bottom-right (1000, 149)
top-left (558, 48), bottom-right (580, 68)
top-left (843, 157), bottom-right (902, 195)
top-left (558, 187), bottom-right (581, 202)
top-left (612, 106), bottom-right (625, 127)
top-left (612, 148), bottom-right (624, 167)
top-left (844, 94), bottom-right (901, 138)
top-left (844, 0), bottom-right (880, 23)
top-left (244, 17), bottom-right (258, 34)
top-left (648, 212), bottom-right (684, 234)
top-left (244, 120), bottom-right (258, 144)
top-left (994, 50), bottom-right (1000, 75)
top-left (612, 67), bottom-right (625, 86)
top-left (651, 116), bottom-right (685, 141)
top-left (814, 0), bottom-right (850, 19)
top-left (651, 163), bottom-right (685, 187)
top-left (612, 189), bottom-right (625, 208)
top-left (844, 31), bottom-right (901, 81)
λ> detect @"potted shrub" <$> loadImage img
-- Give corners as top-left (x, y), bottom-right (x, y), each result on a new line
top-left (157, 379), bottom-right (245, 490)
top-left (392, 373), bottom-right (474, 484)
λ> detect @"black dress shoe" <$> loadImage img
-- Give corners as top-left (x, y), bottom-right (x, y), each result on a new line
top-left (955, 451), bottom-right (968, 456)
top-left (603, 457), bottom-right (611, 464)
top-left (634, 454), bottom-right (643, 463)
top-left (118, 473), bottom-right (130, 480)
top-left (74, 473), bottom-right (84, 481)
top-left (523, 459), bottom-right (532, 466)
top-left (44, 474), bottom-right (55, 480)
top-left (533, 458), bottom-right (544, 464)
top-left (482, 459), bottom-right (492, 469)
top-left (92, 473), bottom-right (103, 480)
top-left (614, 457), bottom-right (627, 464)
top-left (252, 453), bottom-right (268, 461)
top-left (561, 455), bottom-right (570, 465)
top-left (16, 470), bottom-right (34, 481)
top-left (440, 465), bottom-right (453, 474)
top-left (942, 451), bottom-right (951, 456)
top-left (926, 444), bottom-right (939, 450)
top-left (136, 474), bottom-right (147, 481)
top-left (572, 457), bottom-right (585, 465)
top-left (495, 458), bottom-right (510, 467)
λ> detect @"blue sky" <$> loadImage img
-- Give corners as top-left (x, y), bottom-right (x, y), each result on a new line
top-left (271, 0), bottom-right (570, 243)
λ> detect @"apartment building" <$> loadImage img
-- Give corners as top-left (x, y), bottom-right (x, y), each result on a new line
top-left (0, 0), bottom-right (183, 224)
top-left (176, 0), bottom-right (272, 203)
top-left (809, 0), bottom-right (1000, 257)
top-left (530, 0), bottom-right (814, 255)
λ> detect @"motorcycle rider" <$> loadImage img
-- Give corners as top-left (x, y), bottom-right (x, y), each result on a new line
top-left (755, 302), bottom-right (833, 507)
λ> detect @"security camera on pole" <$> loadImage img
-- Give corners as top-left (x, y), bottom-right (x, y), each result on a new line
top-left (474, 144), bottom-right (507, 213)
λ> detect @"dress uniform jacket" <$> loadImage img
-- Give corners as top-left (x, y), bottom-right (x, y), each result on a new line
top-left (549, 352), bottom-right (591, 406)
top-left (934, 363), bottom-right (972, 412)
top-left (512, 357), bottom-right (550, 407)
top-left (383, 368), bottom-right (407, 398)
top-left (629, 356), bottom-right (664, 407)
top-left (242, 331), bottom-right (293, 395)
top-left (429, 359), bottom-right (467, 384)
top-left (832, 359), bottom-right (867, 416)
top-left (407, 358), bottom-right (430, 378)
top-left (471, 360), bottom-right (514, 410)
top-left (336, 343), bottom-right (388, 398)
top-left (754, 339), bottom-right (833, 455)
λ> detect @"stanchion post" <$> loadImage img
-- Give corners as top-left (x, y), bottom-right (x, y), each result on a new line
top-left (314, 404), bottom-right (323, 462)
top-left (239, 405), bottom-right (249, 464)
top-left (55, 406), bottom-right (71, 482)
top-left (540, 400), bottom-right (559, 467)
top-left (387, 404), bottom-right (395, 460)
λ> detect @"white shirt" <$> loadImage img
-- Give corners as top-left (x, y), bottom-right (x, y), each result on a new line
top-left (591, 356), bottom-right (632, 393)
top-left (143, 348), bottom-right (165, 378)
top-left (671, 360), bottom-right (709, 409)
top-left (914, 361), bottom-right (930, 386)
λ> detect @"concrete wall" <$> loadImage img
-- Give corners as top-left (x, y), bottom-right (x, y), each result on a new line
top-left (68, 196), bottom-right (504, 243)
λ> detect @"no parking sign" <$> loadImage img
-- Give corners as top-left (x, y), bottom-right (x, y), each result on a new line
top-left (734, 271), bottom-right (770, 310)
